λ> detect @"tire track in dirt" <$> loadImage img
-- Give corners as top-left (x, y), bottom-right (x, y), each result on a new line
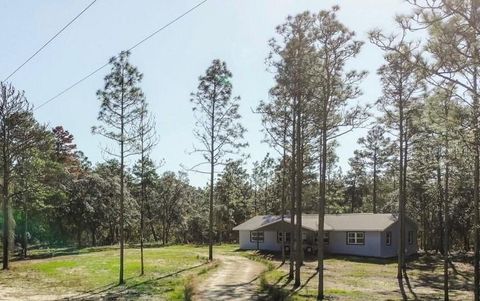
top-left (194, 255), bottom-right (265, 301)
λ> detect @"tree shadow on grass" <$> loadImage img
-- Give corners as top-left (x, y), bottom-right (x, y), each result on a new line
top-left (397, 277), bottom-right (408, 301)
top-left (11, 243), bottom-right (203, 263)
top-left (10, 247), bottom-right (81, 262)
top-left (403, 269), bottom-right (418, 300)
top-left (259, 265), bottom-right (319, 301)
top-left (9, 246), bottom-right (122, 263)
top-left (57, 263), bottom-right (207, 301)
top-left (400, 256), bottom-right (474, 301)
top-left (448, 259), bottom-right (471, 280)
top-left (407, 255), bottom-right (474, 291)
top-left (297, 269), bottom-right (317, 292)
top-left (287, 252), bottom-right (411, 265)
top-left (413, 269), bottom-right (473, 292)
top-left (272, 273), bottom-right (289, 288)
top-left (319, 254), bottom-right (400, 265)
top-left (198, 282), bottom-right (258, 300)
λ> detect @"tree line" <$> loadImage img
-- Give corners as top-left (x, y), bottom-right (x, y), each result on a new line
top-left (1, 0), bottom-right (479, 299)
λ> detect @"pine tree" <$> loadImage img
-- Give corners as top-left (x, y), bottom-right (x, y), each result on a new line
top-left (403, 1), bottom-right (480, 297)
top-left (92, 50), bottom-right (144, 284)
top-left (369, 30), bottom-right (425, 293)
top-left (309, 7), bottom-right (368, 299)
top-left (258, 86), bottom-right (293, 264)
top-left (268, 11), bottom-right (316, 285)
top-left (422, 86), bottom-right (463, 300)
top-left (190, 59), bottom-right (246, 261)
top-left (134, 99), bottom-right (157, 275)
top-left (347, 151), bottom-right (367, 213)
top-left (357, 126), bottom-right (394, 213)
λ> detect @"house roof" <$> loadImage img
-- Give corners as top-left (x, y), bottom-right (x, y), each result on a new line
top-left (232, 215), bottom-right (283, 231)
top-left (233, 213), bottom-right (401, 232)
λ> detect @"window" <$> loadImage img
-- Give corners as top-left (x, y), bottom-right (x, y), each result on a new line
top-left (313, 232), bottom-right (329, 245)
top-left (250, 231), bottom-right (264, 243)
top-left (386, 231), bottom-right (392, 246)
top-left (346, 232), bottom-right (365, 245)
top-left (277, 232), bottom-right (291, 243)
top-left (408, 231), bottom-right (414, 245)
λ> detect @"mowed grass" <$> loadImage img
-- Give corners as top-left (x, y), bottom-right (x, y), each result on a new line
top-left (0, 244), bottom-right (237, 300)
top-left (258, 254), bottom-right (474, 300)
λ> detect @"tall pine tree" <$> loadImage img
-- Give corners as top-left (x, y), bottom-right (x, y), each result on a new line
top-left (92, 51), bottom-right (144, 284)
top-left (190, 59), bottom-right (246, 261)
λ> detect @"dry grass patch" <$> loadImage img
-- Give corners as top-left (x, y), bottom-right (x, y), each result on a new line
top-left (257, 253), bottom-right (474, 300)
top-left (0, 244), bottom-right (235, 300)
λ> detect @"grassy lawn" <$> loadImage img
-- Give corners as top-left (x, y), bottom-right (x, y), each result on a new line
top-left (0, 244), bottom-right (237, 300)
top-left (257, 253), bottom-right (474, 300)
top-left (1, 245), bottom-right (474, 300)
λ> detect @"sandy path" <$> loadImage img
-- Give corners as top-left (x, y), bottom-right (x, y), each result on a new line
top-left (194, 255), bottom-right (265, 301)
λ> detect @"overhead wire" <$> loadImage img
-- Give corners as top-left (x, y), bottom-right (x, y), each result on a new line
top-left (34, 0), bottom-right (209, 112)
top-left (3, 0), bottom-right (98, 82)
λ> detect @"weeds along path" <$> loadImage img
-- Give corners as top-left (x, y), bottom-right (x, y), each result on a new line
top-left (194, 255), bottom-right (265, 301)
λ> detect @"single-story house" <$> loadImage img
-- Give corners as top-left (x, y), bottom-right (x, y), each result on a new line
top-left (232, 213), bottom-right (417, 258)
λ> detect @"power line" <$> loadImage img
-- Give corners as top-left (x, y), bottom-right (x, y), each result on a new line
top-left (3, 0), bottom-right (98, 82)
top-left (34, 62), bottom-right (110, 111)
top-left (34, 0), bottom-right (209, 112)
top-left (126, 0), bottom-right (208, 52)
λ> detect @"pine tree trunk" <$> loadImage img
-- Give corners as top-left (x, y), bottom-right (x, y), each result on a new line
top-left (294, 97), bottom-right (303, 288)
top-left (471, 2), bottom-right (480, 299)
top-left (119, 78), bottom-right (125, 285)
top-left (264, 182), bottom-right (268, 214)
top-left (2, 142), bottom-right (9, 269)
top-left (317, 122), bottom-right (327, 300)
top-left (402, 127), bottom-right (408, 269)
top-left (422, 198), bottom-right (427, 252)
top-left (91, 227), bottom-right (96, 247)
top-left (254, 189), bottom-right (257, 215)
top-left (289, 106), bottom-right (297, 280)
top-left (23, 206), bottom-right (28, 258)
top-left (473, 71), bottom-right (480, 301)
top-left (397, 92), bottom-right (405, 284)
top-left (437, 153), bottom-right (444, 254)
top-left (351, 180), bottom-right (356, 213)
top-left (373, 153), bottom-right (378, 214)
top-left (443, 111), bottom-right (450, 301)
top-left (472, 5), bottom-right (480, 293)
top-left (140, 130), bottom-right (146, 275)
top-left (208, 95), bottom-right (215, 262)
top-left (281, 140), bottom-right (287, 264)
top-left (162, 216), bottom-right (167, 245)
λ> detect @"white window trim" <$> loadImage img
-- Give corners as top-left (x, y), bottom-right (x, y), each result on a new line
top-left (277, 232), bottom-right (291, 243)
top-left (386, 231), bottom-right (392, 246)
top-left (408, 231), bottom-right (414, 245)
top-left (313, 232), bottom-right (329, 244)
top-left (250, 231), bottom-right (264, 243)
top-left (346, 231), bottom-right (365, 245)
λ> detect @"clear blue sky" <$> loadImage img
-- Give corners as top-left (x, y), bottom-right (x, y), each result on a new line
top-left (1, 0), bottom-right (412, 187)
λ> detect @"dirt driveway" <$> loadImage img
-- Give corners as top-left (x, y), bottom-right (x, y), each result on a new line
top-left (194, 255), bottom-right (266, 301)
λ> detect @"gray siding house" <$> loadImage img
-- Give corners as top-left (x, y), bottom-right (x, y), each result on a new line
top-left (233, 213), bottom-right (417, 258)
